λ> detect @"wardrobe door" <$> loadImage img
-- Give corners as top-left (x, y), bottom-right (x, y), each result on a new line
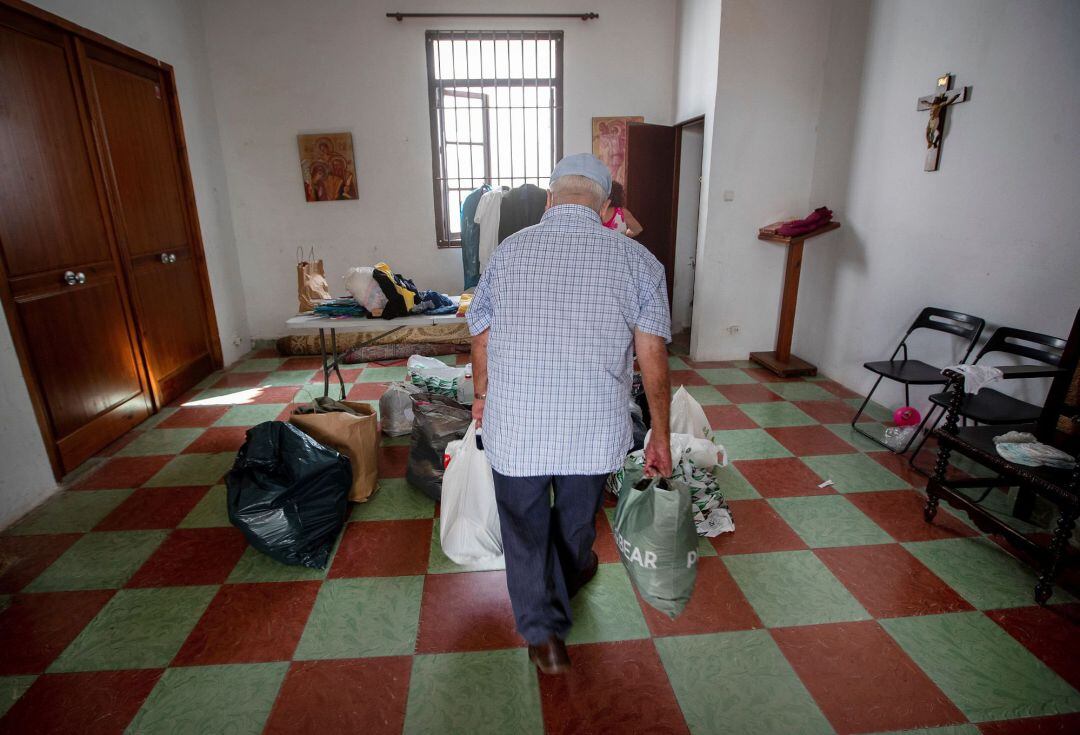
top-left (0, 8), bottom-right (152, 474)
top-left (79, 43), bottom-right (216, 406)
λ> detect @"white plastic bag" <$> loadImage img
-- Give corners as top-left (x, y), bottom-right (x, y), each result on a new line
top-left (439, 422), bottom-right (505, 567)
top-left (644, 431), bottom-right (728, 469)
top-left (344, 266), bottom-right (389, 315)
top-left (408, 355), bottom-right (472, 403)
top-left (670, 386), bottom-right (711, 438)
top-left (378, 382), bottom-right (421, 436)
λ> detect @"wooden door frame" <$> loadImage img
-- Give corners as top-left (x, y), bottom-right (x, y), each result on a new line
top-left (669, 114), bottom-right (707, 328)
top-left (0, 0), bottom-right (223, 478)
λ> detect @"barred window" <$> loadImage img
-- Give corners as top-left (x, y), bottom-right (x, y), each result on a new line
top-left (425, 30), bottom-right (563, 248)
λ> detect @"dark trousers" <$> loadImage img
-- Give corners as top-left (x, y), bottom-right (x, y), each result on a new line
top-left (491, 470), bottom-right (607, 645)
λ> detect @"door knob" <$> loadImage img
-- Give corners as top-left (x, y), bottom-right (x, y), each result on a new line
top-left (63, 271), bottom-right (86, 286)
top-left (160, 253), bottom-right (170, 264)
top-left (169, 253), bottom-right (177, 263)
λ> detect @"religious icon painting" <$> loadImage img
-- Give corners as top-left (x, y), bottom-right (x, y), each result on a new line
top-left (298, 132), bottom-right (358, 202)
top-left (591, 116), bottom-right (643, 187)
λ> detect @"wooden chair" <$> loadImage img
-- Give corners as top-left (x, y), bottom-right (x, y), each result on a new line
top-left (924, 309), bottom-right (1080, 604)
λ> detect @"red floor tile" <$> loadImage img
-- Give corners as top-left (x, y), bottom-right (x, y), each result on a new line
top-left (710, 499), bottom-right (807, 555)
top-left (182, 426), bottom-right (250, 454)
top-left (157, 406), bottom-right (231, 428)
top-left (978, 713), bottom-right (1080, 734)
top-left (213, 371), bottom-right (271, 389)
top-left (264, 657), bottom-right (411, 735)
top-left (815, 545), bottom-right (973, 618)
top-left (540, 640), bottom-right (688, 735)
top-left (703, 404), bottom-right (758, 430)
top-left (173, 581), bottom-right (321, 666)
top-left (792, 399), bottom-right (872, 424)
top-left (94, 486), bottom-right (210, 531)
top-left (716, 383), bottom-right (785, 404)
top-left (639, 557), bottom-right (762, 636)
top-left (0, 534), bottom-right (82, 594)
top-left (308, 367), bottom-right (364, 384)
top-left (0, 590), bottom-right (115, 675)
top-left (126, 528), bottom-right (249, 588)
top-left (329, 520), bottom-right (432, 578)
top-left (766, 425), bottom-right (857, 456)
top-left (346, 382), bottom-right (389, 400)
top-left (669, 369), bottom-right (708, 387)
top-left (72, 456), bottom-right (171, 490)
top-left (0, 669), bottom-right (162, 735)
top-left (280, 356), bottom-right (324, 371)
top-left (817, 379), bottom-right (861, 399)
top-left (593, 512), bottom-right (621, 564)
top-left (733, 458), bottom-right (832, 498)
top-left (985, 604), bottom-right (1080, 692)
top-left (249, 386), bottom-right (306, 404)
top-left (772, 621), bottom-right (966, 735)
top-left (845, 490), bottom-right (977, 542)
top-left (379, 445), bottom-right (410, 478)
top-left (415, 570), bottom-right (521, 653)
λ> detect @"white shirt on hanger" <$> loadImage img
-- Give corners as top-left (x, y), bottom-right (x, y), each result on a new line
top-left (474, 189), bottom-right (504, 271)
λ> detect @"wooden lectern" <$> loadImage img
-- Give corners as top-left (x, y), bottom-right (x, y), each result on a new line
top-left (749, 221), bottom-right (841, 377)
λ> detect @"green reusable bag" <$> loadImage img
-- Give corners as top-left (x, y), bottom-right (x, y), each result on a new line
top-left (611, 462), bottom-right (699, 618)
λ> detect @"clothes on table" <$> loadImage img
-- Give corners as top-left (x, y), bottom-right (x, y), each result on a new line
top-left (498, 183), bottom-right (548, 243)
top-left (461, 185), bottom-right (490, 290)
top-left (411, 290), bottom-right (457, 315)
top-left (474, 189), bottom-right (504, 273)
top-left (993, 431), bottom-right (1076, 469)
top-left (372, 262), bottom-right (419, 319)
top-left (944, 364), bottom-right (1004, 394)
top-left (312, 298), bottom-right (370, 318)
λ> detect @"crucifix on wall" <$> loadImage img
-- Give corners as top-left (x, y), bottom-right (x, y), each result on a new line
top-left (917, 73), bottom-right (969, 171)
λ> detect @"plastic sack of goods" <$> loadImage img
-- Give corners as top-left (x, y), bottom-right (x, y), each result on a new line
top-left (407, 354), bottom-right (472, 403)
top-left (406, 392), bottom-right (471, 501)
top-left (379, 382), bottom-right (423, 437)
top-left (439, 421), bottom-right (505, 568)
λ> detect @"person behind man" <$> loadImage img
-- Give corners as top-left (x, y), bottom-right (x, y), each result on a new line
top-left (467, 153), bottom-right (673, 675)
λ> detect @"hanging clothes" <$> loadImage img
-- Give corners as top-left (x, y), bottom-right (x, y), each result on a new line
top-left (474, 188), bottom-right (504, 272)
top-left (460, 184), bottom-right (489, 289)
top-left (498, 183), bottom-right (548, 242)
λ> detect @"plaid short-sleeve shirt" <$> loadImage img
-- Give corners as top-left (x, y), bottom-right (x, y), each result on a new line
top-left (467, 204), bottom-right (671, 477)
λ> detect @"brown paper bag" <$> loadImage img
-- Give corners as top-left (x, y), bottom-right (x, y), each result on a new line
top-left (290, 400), bottom-right (380, 502)
top-left (297, 247), bottom-right (332, 313)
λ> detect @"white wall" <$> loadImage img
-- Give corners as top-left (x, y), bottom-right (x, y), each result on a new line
top-left (672, 123), bottom-right (704, 334)
top-left (799, 0), bottom-right (1080, 412)
top-left (689, 0), bottom-right (835, 361)
top-left (0, 0), bottom-right (249, 528)
top-left (201, 0), bottom-right (678, 339)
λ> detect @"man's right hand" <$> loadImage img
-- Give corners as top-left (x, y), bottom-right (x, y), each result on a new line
top-left (643, 434), bottom-right (672, 478)
top-left (472, 397), bottom-right (485, 428)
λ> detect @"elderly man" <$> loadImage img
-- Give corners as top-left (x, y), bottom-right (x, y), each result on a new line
top-left (467, 153), bottom-right (672, 675)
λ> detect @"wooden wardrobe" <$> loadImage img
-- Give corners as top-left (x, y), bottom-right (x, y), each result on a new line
top-left (0, 1), bottom-right (221, 477)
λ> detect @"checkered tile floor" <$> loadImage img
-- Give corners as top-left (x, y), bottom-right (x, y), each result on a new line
top-left (2, 350), bottom-right (1079, 734)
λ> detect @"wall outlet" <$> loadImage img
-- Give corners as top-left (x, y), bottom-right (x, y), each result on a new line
top-left (231, 335), bottom-right (244, 347)
top-left (727, 325), bottom-right (740, 334)
top-left (722, 189), bottom-right (735, 202)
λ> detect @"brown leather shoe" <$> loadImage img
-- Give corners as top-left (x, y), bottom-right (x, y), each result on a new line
top-left (568, 551), bottom-right (599, 598)
top-left (528, 635), bottom-right (571, 675)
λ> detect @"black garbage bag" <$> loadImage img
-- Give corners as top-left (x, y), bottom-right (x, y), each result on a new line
top-left (632, 372), bottom-right (651, 430)
top-left (226, 421), bottom-right (351, 569)
top-left (406, 392), bottom-right (471, 501)
top-left (629, 401), bottom-right (648, 453)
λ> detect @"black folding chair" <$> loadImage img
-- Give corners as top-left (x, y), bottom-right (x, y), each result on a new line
top-left (852, 307), bottom-right (985, 452)
top-left (908, 326), bottom-right (1068, 470)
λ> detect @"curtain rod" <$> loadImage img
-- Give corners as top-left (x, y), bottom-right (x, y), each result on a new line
top-left (387, 12), bottom-right (598, 22)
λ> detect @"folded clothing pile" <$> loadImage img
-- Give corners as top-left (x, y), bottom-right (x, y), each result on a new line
top-left (313, 297), bottom-right (370, 318)
top-left (776, 206), bottom-right (833, 237)
top-left (412, 290), bottom-right (457, 315)
top-left (994, 431), bottom-right (1076, 469)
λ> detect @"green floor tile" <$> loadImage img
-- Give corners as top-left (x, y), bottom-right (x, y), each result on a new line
top-left (404, 649), bottom-right (543, 735)
top-left (802, 453), bottom-right (908, 493)
top-left (697, 534), bottom-right (719, 557)
top-left (656, 630), bottom-right (833, 735)
top-left (139, 407), bottom-right (178, 431)
top-left (126, 662), bottom-right (288, 735)
top-left (882, 612), bottom-right (1080, 722)
top-left (0, 676), bottom-right (35, 718)
top-left (350, 478), bottom-right (436, 521)
top-left (711, 429), bottom-right (793, 460)
top-left (668, 355), bottom-right (690, 370)
top-left (116, 428), bottom-right (204, 457)
top-left (711, 463), bottom-right (761, 500)
top-left (226, 546), bottom-right (327, 583)
top-left (903, 537), bottom-right (1074, 609)
top-left (178, 485), bottom-right (230, 528)
top-left (697, 368), bottom-right (756, 385)
top-left (145, 453), bottom-right (235, 487)
top-left (8, 489), bottom-right (131, 535)
top-left (723, 550), bottom-right (870, 627)
top-left (230, 358), bottom-right (285, 373)
top-left (294, 576), bottom-right (423, 659)
top-left (214, 404), bottom-right (287, 427)
top-left (872, 727), bottom-right (980, 735)
top-left (765, 382), bottom-right (834, 401)
top-left (193, 372), bottom-right (223, 390)
top-left (825, 423), bottom-right (888, 452)
top-left (428, 519), bottom-right (506, 574)
top-left (739, 402), bottom-right (816, 428)
top-left (50, 586), bottom-right (216, 672)
top-left (845, 397), bottom-right (894, 422)
top-left (566, 563), bottom-right (649, 644)
top-left (25, 530), bottom-right (167, 592)
top-left (681, 384), bottom-right (731, 405)
top-left (769, 495), bottom-right (893, 548)
top-left (259, 370), bottom-right (319, 387)
top-left (357, 366), bottom-right (409, 383)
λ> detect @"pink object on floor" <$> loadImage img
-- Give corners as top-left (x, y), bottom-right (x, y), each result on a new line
top-left (893, 406), bottom-right (921, 426)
